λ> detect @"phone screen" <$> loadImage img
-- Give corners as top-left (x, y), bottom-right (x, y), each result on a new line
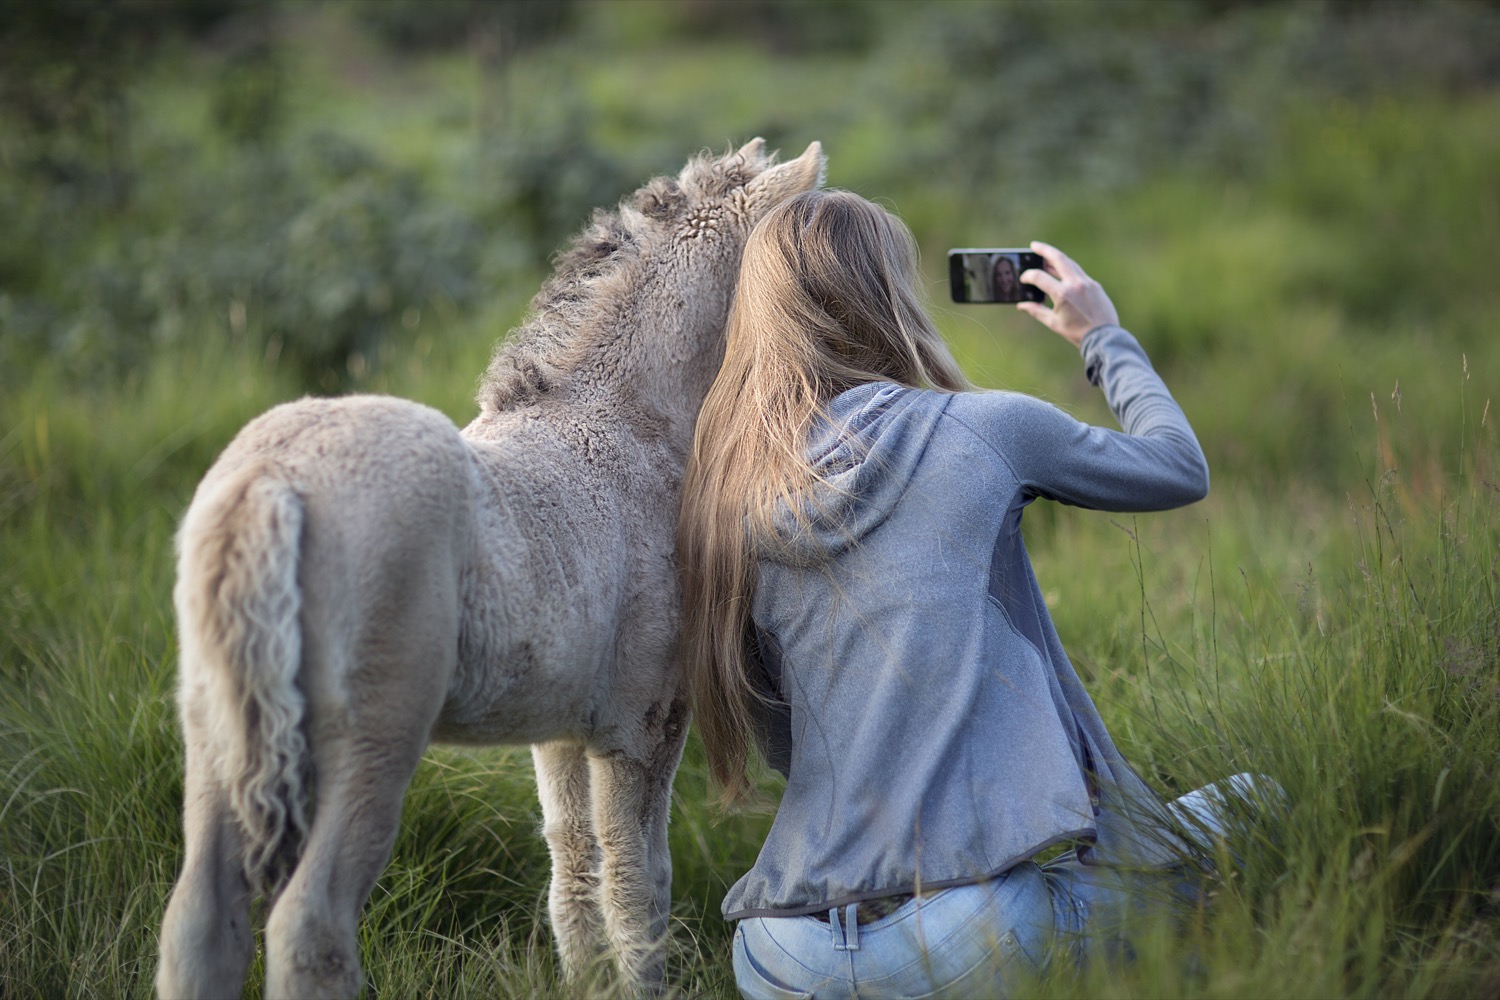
top-left (948, 249), bottom-right (1046, 304)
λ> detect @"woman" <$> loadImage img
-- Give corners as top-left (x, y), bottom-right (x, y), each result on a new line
top-left (678, 190), bottom-right (1263, 999)
top-left (991, 252), bottom-right (1022, 302)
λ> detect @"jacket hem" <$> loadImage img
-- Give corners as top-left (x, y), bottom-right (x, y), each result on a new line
top-left (722, 827), bottom-right (1095, 921)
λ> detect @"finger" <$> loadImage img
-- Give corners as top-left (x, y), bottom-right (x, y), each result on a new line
top-left (1030, 240), bottom-right (1083, 281)
top-left (1020, 268), bottom-right (1063, 301)
top-left (1016, 300), bottom-right (1055, 327)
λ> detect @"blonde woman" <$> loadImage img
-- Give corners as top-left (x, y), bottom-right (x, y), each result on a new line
top-left (679, 190), bottom-right (1269, 998)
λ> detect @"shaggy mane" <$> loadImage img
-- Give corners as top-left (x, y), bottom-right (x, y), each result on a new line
top-left (478, 160), bottom-right (711, 412)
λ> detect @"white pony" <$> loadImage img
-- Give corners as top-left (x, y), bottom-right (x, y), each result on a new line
top-left (156, 139), bottom-right (826, 999)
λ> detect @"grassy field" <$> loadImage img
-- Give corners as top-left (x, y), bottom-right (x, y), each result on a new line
top-left (3, 4), bottom-right (1498, 997)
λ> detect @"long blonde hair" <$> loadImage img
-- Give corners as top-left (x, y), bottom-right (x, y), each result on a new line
top-left (677, 190), bottom-right (969, 804)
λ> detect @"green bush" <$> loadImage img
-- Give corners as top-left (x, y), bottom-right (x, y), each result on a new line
top-left (1, 130), bottom-right (490, 389)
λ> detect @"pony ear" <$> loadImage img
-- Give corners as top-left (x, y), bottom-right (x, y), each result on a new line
top-left (736, 136), bottom-right (768, 164)
top-left (745, 140), bottom-right (825, 210)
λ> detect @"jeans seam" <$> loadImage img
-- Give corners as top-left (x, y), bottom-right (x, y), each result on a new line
top-left (852, 874), bottom-right (1042, 985)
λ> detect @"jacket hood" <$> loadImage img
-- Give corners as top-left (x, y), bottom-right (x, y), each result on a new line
top-left (759, 382), bottom-right (949, 566)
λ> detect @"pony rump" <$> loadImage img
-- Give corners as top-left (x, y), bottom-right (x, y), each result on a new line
top-left (678, 190), bottom-right (968, 805)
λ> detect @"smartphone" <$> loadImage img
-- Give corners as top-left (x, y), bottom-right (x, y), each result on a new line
top-left (948, 248), bottom-right (1046, 304)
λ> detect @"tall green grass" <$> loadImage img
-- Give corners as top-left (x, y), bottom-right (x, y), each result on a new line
top-left (3, 344), bottom-right (1496, 996)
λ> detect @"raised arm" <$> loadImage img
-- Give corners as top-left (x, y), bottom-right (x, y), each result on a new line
top-left (984, 242), bottom-right (1209, 510)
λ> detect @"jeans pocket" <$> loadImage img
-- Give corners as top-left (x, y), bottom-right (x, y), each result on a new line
top-left (733, 925), bottom-right (816, 1000)
top-left (994, 861), bottom-right (1055, 974)
top-left (850, 867), bottom-right (1055, 999)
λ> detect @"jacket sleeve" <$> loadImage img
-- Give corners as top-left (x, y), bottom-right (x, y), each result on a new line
top-left (956, 325), bottom-right (1209, 512)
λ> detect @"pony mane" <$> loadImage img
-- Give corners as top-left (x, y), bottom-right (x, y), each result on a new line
top-left (478, 149), bottom-right (749, 412)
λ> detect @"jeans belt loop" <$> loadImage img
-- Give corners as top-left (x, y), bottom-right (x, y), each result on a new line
top-left (829, 903), bottom-right (862, 951)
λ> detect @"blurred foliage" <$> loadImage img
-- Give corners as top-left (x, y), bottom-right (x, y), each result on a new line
top-left (0, 0), bottom-right (250, 207)
top-left (478, 95), bottom-right (641, 268)
top-left (356, 0), bottom-right (578, 54)
top-left (893, 0), bottom-right (1500, 209)
top-left (670, 0), bottom-right (883, 54)
top-left (211, 37), bottom-right (286, 146)
top-left (1, 0), bottom-right (1497, 401)
top-left (1, 129), bottom-right (487, 388)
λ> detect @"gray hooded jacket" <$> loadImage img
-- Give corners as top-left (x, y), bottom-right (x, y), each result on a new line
top-left (723, 324), bottom-right (1209, 920)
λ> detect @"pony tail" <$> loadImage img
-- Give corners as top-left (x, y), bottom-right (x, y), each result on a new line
top-left (175, 469), bottom-right (311, 892)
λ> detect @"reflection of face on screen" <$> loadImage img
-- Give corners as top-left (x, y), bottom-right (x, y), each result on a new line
top-left (990, 254), bottom-right (1022, 303)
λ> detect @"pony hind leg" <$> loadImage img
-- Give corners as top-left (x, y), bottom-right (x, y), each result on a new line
top-left (261, 714), bottom-right (434, 1000)
top-left (588, 695), bottom-right (690, 993)
top-left (261, 611), bottom-right (453, 998)
top-left (157, 699), bottom-right (255, 998)
top-left (533, 740), bottom-right (608, 983)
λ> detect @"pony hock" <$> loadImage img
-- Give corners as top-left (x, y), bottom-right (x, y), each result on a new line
top-left (156, 138), bottom-right (826, 998)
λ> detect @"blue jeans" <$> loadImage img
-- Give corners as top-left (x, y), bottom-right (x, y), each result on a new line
top-left (733, 775), bottom-right (1278, 999)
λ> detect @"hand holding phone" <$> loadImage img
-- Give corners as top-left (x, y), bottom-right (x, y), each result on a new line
top-left (1013, 241), bottom-right (1119, 348)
